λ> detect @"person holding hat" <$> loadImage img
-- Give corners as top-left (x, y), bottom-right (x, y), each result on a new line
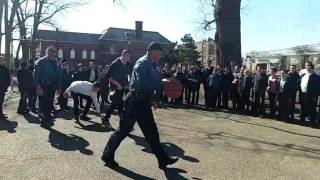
top-left (101, 50), bottom-right (132, 128)
top-left (101, 42), bottom-right (178, 170)
top-left (0, 56), bottom-right (11, 120)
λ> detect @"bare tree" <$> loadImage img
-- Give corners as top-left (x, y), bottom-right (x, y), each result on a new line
top-left (199, 0), bottom-right (242, 66)
top-left (28, 0), bottom-right (88, 59)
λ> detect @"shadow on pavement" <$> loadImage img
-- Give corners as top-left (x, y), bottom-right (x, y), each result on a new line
top-left (23, 113), bottom-right (41, 124)
top-left (164, 168), bottom-right (188, 180)
top-left (109, 166), bottom-right (156, 180)
top-left (0, 119), bottom-right (18, 133)
top-left (76, 120), bottom-right (115, 133)
top-left (54, 109), bottom-right (74, 120)
top-left (128, 134), bottom-right (200, 163)
top-left (48, 128), bottom-right (93, 155)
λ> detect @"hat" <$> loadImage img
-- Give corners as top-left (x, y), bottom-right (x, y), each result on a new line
top-left (147, 42), bottom-right (163, 51)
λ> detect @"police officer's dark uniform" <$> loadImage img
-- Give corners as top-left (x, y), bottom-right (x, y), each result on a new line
top-left (102, 51), bottom-right (132, 126)
top-left (101, 42), bottom-right (178, 170)
top-left (0, 57), bottom-right (11, 119)
top-left (34, 48), bottom-right (62, 128)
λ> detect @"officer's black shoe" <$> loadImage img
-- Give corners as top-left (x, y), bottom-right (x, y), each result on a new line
top-left (101, 155), bottom-right (119, 168)
top-left (0, 114), bottom-right (8, 119)
top-left (75, 115), bottom-right (80, 124)
top-left (80, 114), bottom-right (90, 121)
top-left (101, 117), bottom-right (111, 128)
top-left (159, 157), bottom-right (179, 170)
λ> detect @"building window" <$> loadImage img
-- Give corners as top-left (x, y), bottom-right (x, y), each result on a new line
top-left (70, 49), bottom-right (75, 59)
top-left (82, 49), bottom-right (87, 59)
top-left (90, 50), bottom-right (95, 60)
top-left (58, 48), bottom-right (63, 58)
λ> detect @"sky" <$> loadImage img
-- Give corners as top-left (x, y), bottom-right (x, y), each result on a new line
top-left (40, 0), bottom-right (320, 53)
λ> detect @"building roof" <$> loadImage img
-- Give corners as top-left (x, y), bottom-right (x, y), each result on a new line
top-left (246, 43), bottom-right (320, 57)
top-left (99, 27), bottom-right (172, 44)
top-left (37, 30), bottom-right (101, 43)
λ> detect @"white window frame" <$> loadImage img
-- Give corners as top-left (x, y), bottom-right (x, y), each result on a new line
top-left (58, 48), bottom-right (63, 58)
top-left (82, 49), bottom-right (87, 59)
top-left (90, 50), bottom-right (95, 60)
top-left (70, 49), bottom-right (75, 59)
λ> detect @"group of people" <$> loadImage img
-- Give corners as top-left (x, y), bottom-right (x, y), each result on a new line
top-left (0, 42), bottom-right (179, 170)
top-left (159, 60), bottom-right (320, 128)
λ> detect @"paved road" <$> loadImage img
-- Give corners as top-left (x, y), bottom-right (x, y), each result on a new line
top-left (0, 92), bottom-right (320, 180)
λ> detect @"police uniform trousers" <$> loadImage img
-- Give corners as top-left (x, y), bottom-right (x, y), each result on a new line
top-left (38, 84), bottom-right (56, 123)
top-left (105, 90), bottom-right (125, 119)
top-left (103, 98), bottom-right (171, 165)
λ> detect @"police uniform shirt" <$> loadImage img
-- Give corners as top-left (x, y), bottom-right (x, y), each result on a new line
top-left (65, 81), bottom-right (100, 114)
top-left (34, 57), bottom-right (62, 88)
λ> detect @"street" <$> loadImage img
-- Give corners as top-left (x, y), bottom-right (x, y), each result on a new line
top-left (0, 92), bottom-right (320, 180)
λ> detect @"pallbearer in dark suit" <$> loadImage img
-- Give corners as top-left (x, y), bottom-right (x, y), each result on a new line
top-left (299, 61), bottom-right (320, 127)
top-left (239, 69), bottom-right (253, 113)
top-left (277, 70), bottom-right (290, 121)
top-left (287, 65), bottom-right (300, 120)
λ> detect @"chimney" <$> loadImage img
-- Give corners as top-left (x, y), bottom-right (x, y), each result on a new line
top-left (135, 21), bottom-right (143, 40)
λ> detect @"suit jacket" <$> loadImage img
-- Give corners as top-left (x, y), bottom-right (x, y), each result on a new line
top-left (239, 76), bottom-right (253, 94)
top-left (298, 73), bottom-right (320, 99)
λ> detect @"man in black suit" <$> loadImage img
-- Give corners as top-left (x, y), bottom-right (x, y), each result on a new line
top-left (286, 65), bottom-right (300, 120)
top-left (299, 61), bottom-right (320, 127)
top-left (252, 66), bottom-right (268, 117)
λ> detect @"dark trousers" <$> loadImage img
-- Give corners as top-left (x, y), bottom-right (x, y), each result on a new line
top-left (231, 89), bottom-right (240, 110)
top-left (100, 88), bottom-right (110, 107)
top-left (208, 89), bottom-right (221, 109)
top-left (105, 90), bottom-right (125, 120)
top-left (58, 90), bottom-right (68, 109)
top-left (103, 100), bottom-right (171, 165)
top-left (239, 91), bottom-right (250, 111)
top-left (18, 91), bottom-right (29, 112)
top-left (72, 92), bottom-right (92, 117)
top-left (28, 88), bottom-right (37, 111)
top-left (0, 91), bottom-right (5, 116)
top-left (38, 85), bottom-right (55, 123)
top-left (300, 93), bottom-right (318, 123)
top-left (288, 92), bottom-right (297, 119)
top-left (186, 88), bottom-right (196, 105)
top-left (222, 89), bottom-right (230, 109)
top-left (268, 92), bottom-right (277, 116)
top-left (204, 84), bottom-right (209, 107)
top-left (195, 84), bottom-right (200, 105)
top-left (278, 93), bottom-right (289, 120)
top-left (252, 90), bottom-right (266, 115)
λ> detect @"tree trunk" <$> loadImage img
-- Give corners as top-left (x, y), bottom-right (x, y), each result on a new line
top-left (214, 0), bottom-right (242, 66)
top-left (4, 0), bottom-right (10, 67)
top-left (0, 0), bottom-right (4, 54)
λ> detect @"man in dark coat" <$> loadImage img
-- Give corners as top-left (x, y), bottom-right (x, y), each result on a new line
top-left (58, 60), bottom-right (73, 110)
top-left (17, 61), bottom-right (34, 114)
top-left (252, 66), bottom-right (268, 117)
top-left (222, 67), bottom-right (234, 109)
top-left (286, 65), bottom-right (300, 120)
top-left (298, 61), bottom-right (320, 127)
top-left (0, 56), bottom-right (11, 119)
top-left (201, 61), bottom-right (214, 107)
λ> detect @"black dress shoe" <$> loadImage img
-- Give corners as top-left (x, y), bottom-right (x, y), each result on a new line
top-left (80, 114), bottom-right (90, 120)
top-left (101, 117), bottom-right (111, 128)
top-left (159, 157), bottom-right (179, 170)
top-left (101, 156), bottom-right (119, 168)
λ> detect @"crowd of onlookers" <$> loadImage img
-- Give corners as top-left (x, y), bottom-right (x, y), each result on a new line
top-left (156, 61), bottom-right (320, 128)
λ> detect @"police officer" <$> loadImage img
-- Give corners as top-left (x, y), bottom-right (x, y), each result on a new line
top-left (101, 42), bottom-right (178, 170)
top-left (101, 50), bottom-right (132, 128)
top-left (34, 46), bottom-right (62, 128)
top-left (0, 56), bottom-right (11, 120)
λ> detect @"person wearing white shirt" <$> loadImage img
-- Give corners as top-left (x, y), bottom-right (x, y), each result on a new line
top-left (64, 81), bottom-right (101, 123)
top-left (299, 61), bottom-right (320, 127)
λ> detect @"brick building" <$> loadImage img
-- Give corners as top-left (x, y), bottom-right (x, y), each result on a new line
top-left (33, 21), bottom-right (172, 66)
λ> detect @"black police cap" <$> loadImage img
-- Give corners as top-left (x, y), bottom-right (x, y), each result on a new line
top-left (147, 42), bottom-right (164, 51)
